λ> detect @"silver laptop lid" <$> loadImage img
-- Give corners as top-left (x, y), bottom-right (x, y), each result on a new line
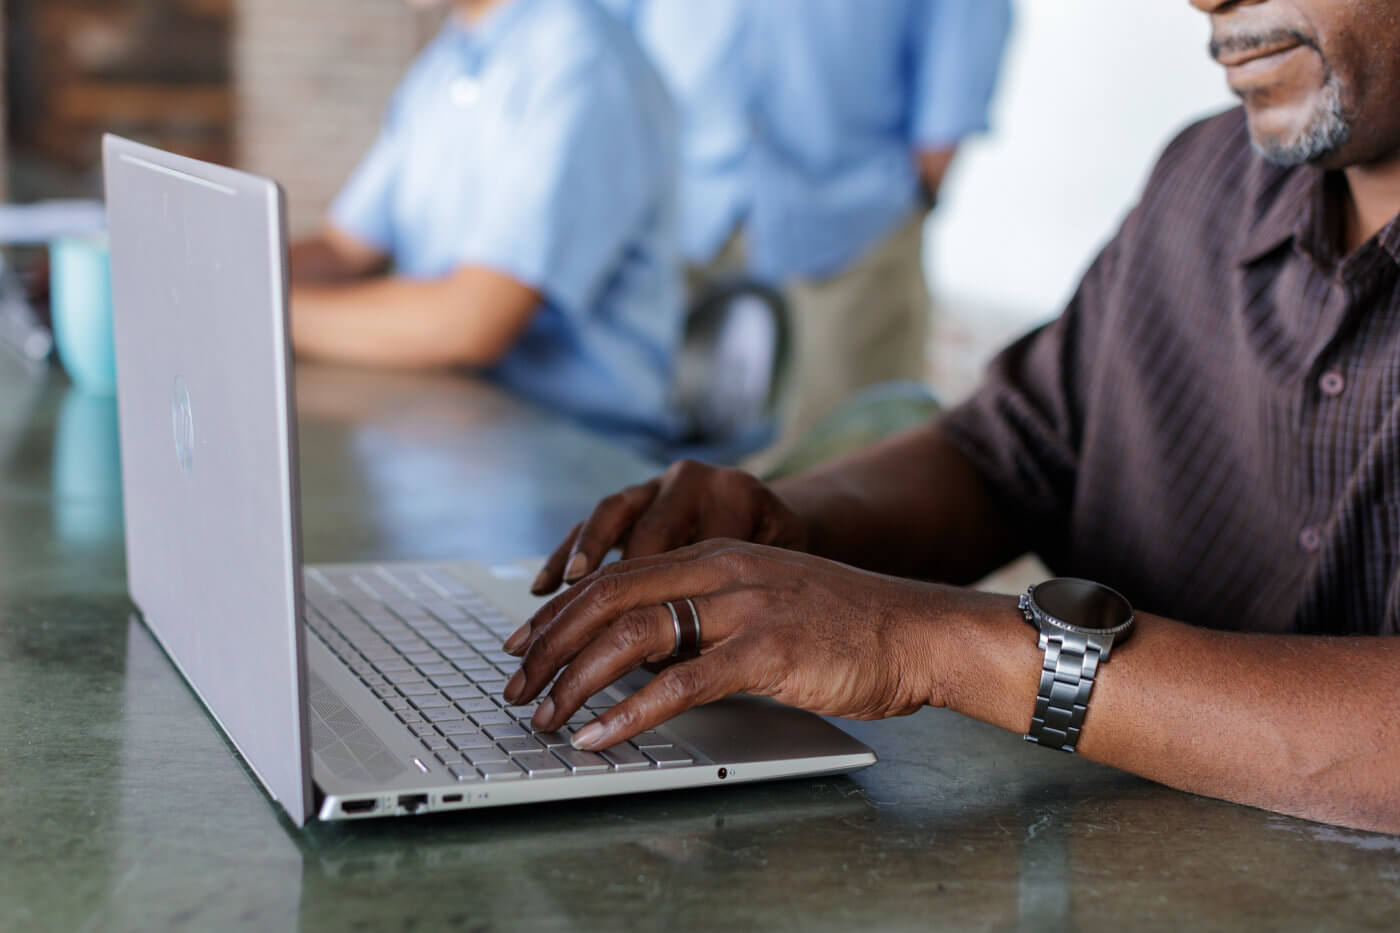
top-left (103, 135), bottom-right (311, 824)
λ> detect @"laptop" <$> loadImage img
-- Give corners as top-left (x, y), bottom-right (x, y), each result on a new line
top-left (101, 136), bottom-right (876, 824)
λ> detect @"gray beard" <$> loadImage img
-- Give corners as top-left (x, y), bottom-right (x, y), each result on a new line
top-left (1252, 72), bottom-right (1353, 167)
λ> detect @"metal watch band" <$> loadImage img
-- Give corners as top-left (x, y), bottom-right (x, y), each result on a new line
top-left (1026, 633), bottom-right (1101, 754)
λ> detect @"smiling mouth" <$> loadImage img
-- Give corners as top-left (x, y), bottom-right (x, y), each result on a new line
top-left (1215, 40), bottom-right (1304, 68)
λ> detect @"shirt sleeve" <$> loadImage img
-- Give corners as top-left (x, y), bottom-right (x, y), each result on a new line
top-left (328, 88), bottom-right (408, 251)
top-left (458, 53), bottom-right (669, 319)
top-left (937, 218), bottom-right (1124, 553)
top-left (908, 0), bottom-right (1013, 149)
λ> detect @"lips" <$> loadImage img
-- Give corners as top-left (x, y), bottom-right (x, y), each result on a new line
top-left (1215, 40), bottom-right (1303, 68)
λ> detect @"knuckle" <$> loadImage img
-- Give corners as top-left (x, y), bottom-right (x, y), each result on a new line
top-left (594, 492), bottom-right (629, 520)
top-left (657, 663), bottom-right (704, 704)
top-left (613, 610), bottom-right (656, 653)
top-left (583, 573), bottom-right (623, 608)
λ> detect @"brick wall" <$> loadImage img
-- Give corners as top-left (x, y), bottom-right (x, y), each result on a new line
top-left (234, 1), bottom-right (443, 237)
top-left (4, 0), bottom-right (231, 199)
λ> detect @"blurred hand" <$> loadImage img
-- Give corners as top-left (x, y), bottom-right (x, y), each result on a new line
top-left (530, 460), bottom-right (812, 595)
top-left (503, 539), bottom-right (991, 752)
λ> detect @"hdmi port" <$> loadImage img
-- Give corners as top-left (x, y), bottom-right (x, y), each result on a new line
top-left (341, 798), bottom-right (378, 814)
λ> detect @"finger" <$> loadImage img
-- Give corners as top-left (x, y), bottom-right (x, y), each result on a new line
top-left (528, 603), bottom-right (679, 732)
top-left (509, 547), bottom-right (740, 704)
top-left (530, 522), bottom-right (583, 597)
top-left (619, 463), bottom-right (711, 559)
top-left (517, 537), bottom-right (734, 655)
top-left (570, 648), bottom-right (749, 751)
top-left (564, 481), bottom-right (661, 584)
top-left (694, 479), bottom-right (761, 541)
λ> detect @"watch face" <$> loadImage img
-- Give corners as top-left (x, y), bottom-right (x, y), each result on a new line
top-left (1033, 578), bottom-right (1132, 631)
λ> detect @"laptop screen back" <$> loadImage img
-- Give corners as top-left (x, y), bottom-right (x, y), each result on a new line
top-left (103, 135), bottom-right (311, 824)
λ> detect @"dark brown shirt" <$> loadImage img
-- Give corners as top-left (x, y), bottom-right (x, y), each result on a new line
top-left (941, 108), bottom-right (1400, 636)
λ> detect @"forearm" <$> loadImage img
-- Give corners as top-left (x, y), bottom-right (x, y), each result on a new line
top-left (773, 425), bottom-right (1023, 582)
top-left (291, 270), bottom-right (535, 369)
top-left (945, 600), bottom-right (1400, 833)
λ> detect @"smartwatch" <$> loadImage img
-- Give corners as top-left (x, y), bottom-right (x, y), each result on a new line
top-left (1017, 578), bottom-right (1134, 754)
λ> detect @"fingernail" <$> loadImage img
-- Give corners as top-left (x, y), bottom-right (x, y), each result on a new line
top-left (571, 721), bottom-right (606, 750)
top-left (503, 670), bottom-right (525, 704)
top-left (565, 552), bottom-right (588, 582)
top-left (502, 625), bottom-right (529, 655)
top-left (530, 570), bottom-right (550, 594)
top-left (531, 697), bottom-right (556, 730)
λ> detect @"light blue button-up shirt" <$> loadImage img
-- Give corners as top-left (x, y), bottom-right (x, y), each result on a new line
top-left (331, 0), bottom-right (684, 448)
top-left (603, 0), bottom-right (1012, 280)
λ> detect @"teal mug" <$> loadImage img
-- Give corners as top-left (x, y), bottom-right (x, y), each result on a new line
top-left (50, 234), bottom-right (116, 396)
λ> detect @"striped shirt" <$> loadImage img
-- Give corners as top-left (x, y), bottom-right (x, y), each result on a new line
top-left (941, 107), bottom-right (1400, 636)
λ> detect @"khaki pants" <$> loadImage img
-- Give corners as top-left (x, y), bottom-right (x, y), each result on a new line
top-left (689, 211), bottom-right (932, 475)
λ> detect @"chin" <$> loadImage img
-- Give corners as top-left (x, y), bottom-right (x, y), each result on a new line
top-left (1243, 85), bottom-right (1352, 168)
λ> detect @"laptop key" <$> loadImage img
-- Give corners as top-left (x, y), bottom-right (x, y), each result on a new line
top-left (455, 698), bottom-right (497, 715)
top-left (410, 695), bottom-right (453, 710)
top-left (533, 730), bottom-right (573, 748)
top-left (645, 746), bottom-right (695, 768)
top-left (429, 674), bottom-right (469, 688)
top-left (631, 731), bottom-right (671, 748)
top-left (553, 747), bottom-right (611, 774)
top-left (384, 697), bottom-right (410, 712)
top-left (423, 708), bottom-right (466, 723)
top-left (497, 736), bottom-right (543, 755)
top-left (477, 761), bottom-right (525, 782)
top-left (416, 662), bottom-right (455, 677)
top-left (395, 711), bottom-right (424, 724)
top-left (469, 711), bottom-right (512, 727)
top-left (483, 724), bottom-right (527, 740)
top-left (450, 733), bottom-right (493, 751)
top-left (513, 751), bottom-right (568, 777)
top-left (464, 747), bottom-right (508, 766)
top-left (601, 743), bottom-right (653, 771)
top-left (449, 765), bottom-right (481, 782)
top-left (436, 720), bottom-right (477, 735)
top-left (444, 686), bottom-right (485, 701)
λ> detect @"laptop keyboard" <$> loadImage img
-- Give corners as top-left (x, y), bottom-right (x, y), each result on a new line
top-left (302, 565), bottom-right (695, 783)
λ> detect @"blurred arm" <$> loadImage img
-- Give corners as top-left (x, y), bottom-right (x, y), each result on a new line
top-left (290, 266), bottom-right (540, 369)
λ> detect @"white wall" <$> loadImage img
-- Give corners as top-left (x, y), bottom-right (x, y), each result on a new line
top-left (926, 0), bottom-right (1236, 325)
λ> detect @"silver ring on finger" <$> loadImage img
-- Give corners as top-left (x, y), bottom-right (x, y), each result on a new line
top-left (665, 600), bottom-right (682, 658)
top-left (664, 598), bottom-right (701, 659)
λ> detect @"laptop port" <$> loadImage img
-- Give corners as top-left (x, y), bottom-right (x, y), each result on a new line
top-left (442, 794), bottom-right (463, 804)
top-left (341, 798), bottom-right (377, 814)
top-left (397, 794), bottom-right (430, 814)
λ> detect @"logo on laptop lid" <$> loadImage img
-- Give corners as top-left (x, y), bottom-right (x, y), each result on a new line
top-left (171, 376), bottom-right (194, 475)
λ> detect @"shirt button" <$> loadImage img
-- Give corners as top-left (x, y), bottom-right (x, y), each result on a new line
top-left (1299, 527), bottom-right (1322, 552)
top-left (1318, 371), bottom-right (1346, 396)
top-left (450, 76), bottom-right (482, 108)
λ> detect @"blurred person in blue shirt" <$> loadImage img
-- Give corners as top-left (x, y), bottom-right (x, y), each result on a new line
top-left (603, 0), bottom-right (1012, 468)
top-left (288, 0), bottom-right (685, 452)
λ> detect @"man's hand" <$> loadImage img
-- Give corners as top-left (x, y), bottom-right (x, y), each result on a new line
top-left (504, 539), bottom-right (1006, 752)
top-left (530, 460), bottom-right (812, 595)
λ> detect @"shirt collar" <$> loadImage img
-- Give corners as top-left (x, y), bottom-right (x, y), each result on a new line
top-left (447, 0), bottom-right (534, 61)
top-left (1235, 163), bottom-right (1323, 267)
top-left (1237, 161), bottom-right (1400, 270)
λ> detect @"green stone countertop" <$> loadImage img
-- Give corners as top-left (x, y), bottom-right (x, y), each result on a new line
top-left (2, 358), bottom-right (1397, 932)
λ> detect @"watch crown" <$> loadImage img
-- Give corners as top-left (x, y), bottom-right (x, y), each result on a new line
top-left (1017, 594), bottom-right (1029, 611)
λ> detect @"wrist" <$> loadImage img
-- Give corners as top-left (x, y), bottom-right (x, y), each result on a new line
top-left (937, 590), bottom-right (1041, 733)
